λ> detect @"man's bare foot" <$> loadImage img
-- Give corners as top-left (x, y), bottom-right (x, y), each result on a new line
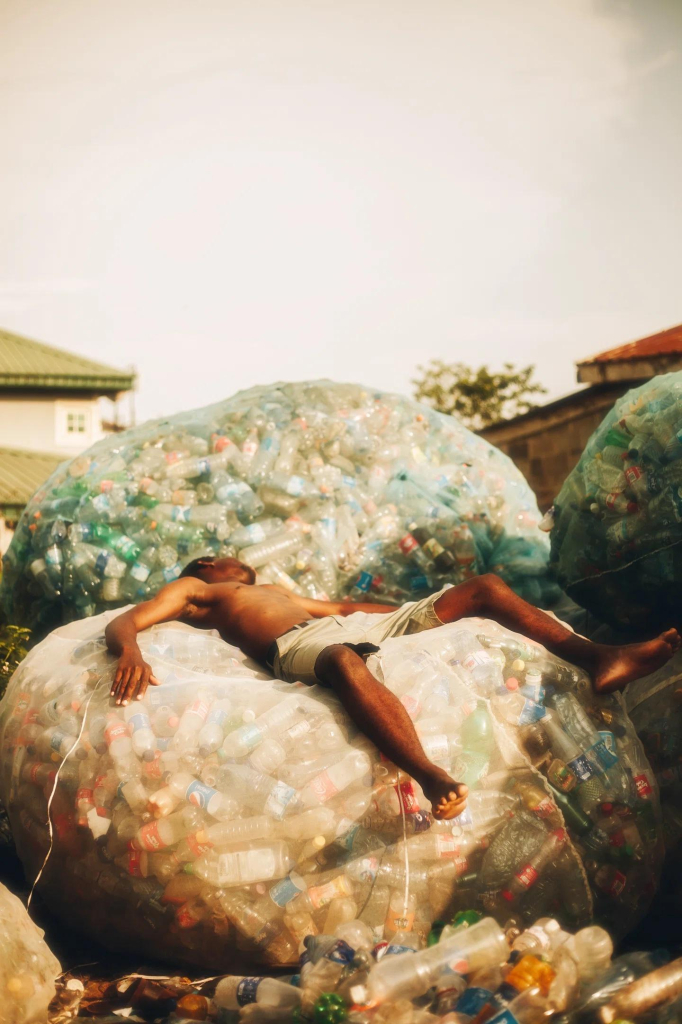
top-left (420, 768), bottom-right (468, 820)
top-left (593, 629), bottom-right (682, 693)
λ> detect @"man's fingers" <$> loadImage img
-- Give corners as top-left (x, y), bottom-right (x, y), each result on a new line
top-left (149, 673), bottom-right (160, 686)
top-left (121, 666), bottom-right (142, 705)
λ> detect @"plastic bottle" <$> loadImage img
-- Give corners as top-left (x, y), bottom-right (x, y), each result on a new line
top-left (188, 841), bottom-right (291, 886)
top-left (122, 703), bottom-right (155, 762)
top-left (213, 975), bottom-right (301, 1011)
top-left (366, 917), bottom-right (508, 1004)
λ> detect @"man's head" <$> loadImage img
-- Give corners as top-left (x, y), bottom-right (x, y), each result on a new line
top-left (179, 556), bottom-right (257, 586)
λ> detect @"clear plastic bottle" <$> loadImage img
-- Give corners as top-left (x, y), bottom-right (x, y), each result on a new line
top-left (188, 840), bottom-right (292, 886)
top-left (366, 917), bottom-right (508, 1004)
top-left (213, 975), bottom-right (301, 1012)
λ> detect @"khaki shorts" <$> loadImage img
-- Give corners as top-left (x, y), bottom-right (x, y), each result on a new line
top-left (271, 586), bottom-right (451, 686)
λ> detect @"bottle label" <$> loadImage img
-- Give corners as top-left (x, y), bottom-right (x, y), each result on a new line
top-left (595, 731), bottom-right (619, 769)
top-left (567, 753), bottom-right (597, 783)
top-left (185, 831), bottom-right (213, 858)
top-left (50, 729), bottom-right (68, 752)
top-left (234, 724), bottom-right (263, 751)
top-left (126, 850), bottom-right (144, 877)
top-left (308, 876), bottom-right (350, 909)
top-left (531, 796), bottom-right (556, 819)
top-left (264, 781), bottom-right (297, 820)
top-left (397, 780), bottom-right (420, 814)
top-left (398, 534), bottom-right (419, 555)
top-left (309, 771), bottom-right (339, 803)
top-left (487, 1011), bottom-right (520, 1024)
top-left (385, 904), bottom-right (415, 934)
top-left (455, 989), bottom-right (495, 1016)
top-left (131, 561), bottom-right (151, 582)
top-left (335, 823), bottom-right (360, 850)
top-left (434, 834), bottom-right (460, 857)
top-left (76, 786), bottom-right (93, 806)
top-left (127, 712), bottom-right (151, 733)
top-left (186, 779), bottom-right (217, 809)
top-left (515, 864), bottom-right (539, 889)
top-left (633, 773), bottom-right (653, 799)
top-left (354, 570), bottom-right (373, 593)
top-left (235, 978), bottom-right (262, 1006)
top-left (137, 821), bottom-right (166, 851)
top-left (269, 874), bottom-right (305, 907)
top-left (385, 943), bottom-right (416, 956)
top-left (326, 939), bottom-right (356, 965)
top-left (517, 699), bottom-right (547, 725)
top-left (171, 505), bottom-right (192, 522)
top-left (187, 699), bottom-right (211, 722)
top-left (207, 706), bottom-right (229, 727)
top-left (350, 856), bottom-right (379, 883)
top-left (95, 552), bottom-right (111, 574)
top-left (423, 538), bottom-right (445, 558)
top-left (463, 650), bottom-right (493, 670)
top-left (162, 564), bottom-right (181, 582)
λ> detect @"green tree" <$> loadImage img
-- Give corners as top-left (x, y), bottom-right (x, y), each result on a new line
top-left (413, 360), bottom-right (547, 430)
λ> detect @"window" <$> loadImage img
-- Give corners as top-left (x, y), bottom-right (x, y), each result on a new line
top-left (67, 412), bottom-right (87, 434)
top-left (55, 401), bottom-right (94, 448)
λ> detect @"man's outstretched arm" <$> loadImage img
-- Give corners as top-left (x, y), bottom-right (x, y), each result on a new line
top-left (105, 578), bottom-right (205, 705)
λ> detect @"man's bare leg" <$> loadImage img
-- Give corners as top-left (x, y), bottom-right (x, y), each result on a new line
top-left (315, 644), bottom-right (468, 819)
top-left (434, 575), bottom-right (681, 693)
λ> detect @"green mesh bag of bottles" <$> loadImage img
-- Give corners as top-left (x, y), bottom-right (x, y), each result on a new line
top-left (0, 380), bottom-right (561, 636)
top-left (0, 610), bottom-right (662, 970)
top-left (549, 371), bottom-right (682, 631)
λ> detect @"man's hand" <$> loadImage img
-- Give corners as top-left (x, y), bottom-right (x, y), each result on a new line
top-left (111, 648), bottom-right (159, 706)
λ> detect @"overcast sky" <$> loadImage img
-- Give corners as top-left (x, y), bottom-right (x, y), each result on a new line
top-left (2, 0), bottom-right (681, 423)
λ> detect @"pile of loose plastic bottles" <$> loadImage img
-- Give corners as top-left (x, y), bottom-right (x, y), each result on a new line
top-left (0, 380), bottom-right (561, 636)
top-left (0, 611), bottom-right (662, 974)
top-left (0, 881), bottom-right (60, 1024)
top-left (549, 371), bottom-right (682, 632)
top-left (198, 915), bottom-right (682, 1023)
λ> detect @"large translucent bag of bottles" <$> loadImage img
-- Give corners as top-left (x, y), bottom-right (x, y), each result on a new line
top-left (548, 371), bottom-right (682, 632)
top-left (0, 881), bottom-right (60, 1024)
top-left (626, 651), bottom-right (682, 862)
top-left (0, 610), bottom-right (662, 972)
top-left (0, 380), bottom-right (561, 636)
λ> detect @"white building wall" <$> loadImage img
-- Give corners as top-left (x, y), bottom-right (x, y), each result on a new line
top-left (0, 394), bottom-right (103, 455)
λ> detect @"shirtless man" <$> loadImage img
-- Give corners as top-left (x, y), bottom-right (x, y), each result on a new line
top-left (105, 556), bottom-right (681, 820)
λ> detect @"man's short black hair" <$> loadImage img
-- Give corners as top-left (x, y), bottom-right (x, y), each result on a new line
top-left (179, 556), bottom-right (256, 584)
top-left (179, 557), bottom-right (214, 580)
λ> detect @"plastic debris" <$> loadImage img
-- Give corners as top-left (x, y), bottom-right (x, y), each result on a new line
top-left (0, 609), bottom-right (662, 974)
top-left (0, 380), bottom-right (561, 636)
top-left (45, 917), bottom-right (682, 1022)
top-left (549, 371), bottom-right (682, 631)
top-left (0, 880), bottom-right (60, 1024)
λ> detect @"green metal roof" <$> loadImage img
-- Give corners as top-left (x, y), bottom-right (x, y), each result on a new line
top-left (0, 447), bottom-right (63, 515)
top-left (0, 328), bottom-right (135, 394)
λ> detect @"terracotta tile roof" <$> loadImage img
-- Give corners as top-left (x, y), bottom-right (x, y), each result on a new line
top-left (0, 328), bottom-right (135, 392)
top-left (579, 324), bottom-right (682, 366)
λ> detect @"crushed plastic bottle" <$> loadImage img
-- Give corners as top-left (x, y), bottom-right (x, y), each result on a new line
top-left (1, 380), bottom-right (561, 635)
top-left (0, 608), bottom-right (662, 972)
top-left (549, 371), bottom-right (682, 632)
